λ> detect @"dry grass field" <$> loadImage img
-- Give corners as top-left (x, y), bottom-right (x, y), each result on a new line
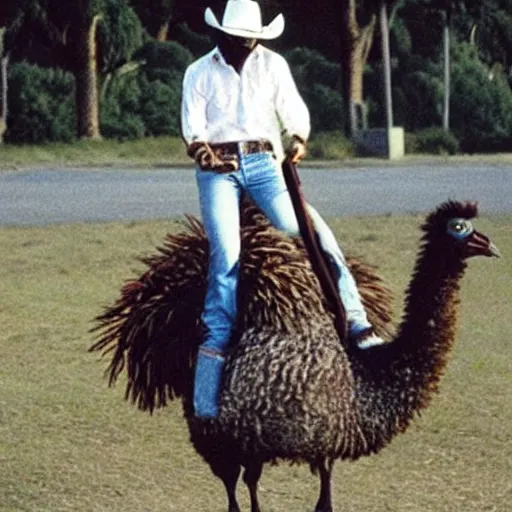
top-left (0, 210), bottom-right (510, 512)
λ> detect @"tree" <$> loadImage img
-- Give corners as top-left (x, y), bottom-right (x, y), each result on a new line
top-left (466, 0), bottom-right (512, 75)
top-left (286, 47), bottom-right (345, 132)
top-left (0, 27), bottom-right (7, 142)
top-left (0, 0), bottom-right (31, 142)
top-left (340, 0), bottom-right (378, 137)
top-left (12, 0), bottom-right (143, 140)
top-left (17, 0), bottom-right (107, 139)
top-left (6, 62), bottom-right (76, 143)
top-left (450, 42), bottom-right (512, 151)
top-left (98, 0), bottom-right (143, 100)
top-left (413, 0), bottom-right (488, 131)
top-left (129, 0), bottom-right (174, 41)
top-left (379, 0), bottom-right (394, 129)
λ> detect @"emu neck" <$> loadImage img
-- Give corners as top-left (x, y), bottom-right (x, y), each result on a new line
top-left (350, 243), bottom-right (467, 455)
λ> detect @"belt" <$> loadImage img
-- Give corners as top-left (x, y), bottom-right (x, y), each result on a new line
top-left (210, 140), bottom-right (273, 157)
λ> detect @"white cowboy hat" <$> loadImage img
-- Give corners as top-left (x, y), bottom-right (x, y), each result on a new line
top-left (204, 0), bottom-right (284, 40)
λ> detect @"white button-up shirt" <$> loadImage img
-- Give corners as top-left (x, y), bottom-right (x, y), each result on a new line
top-left (180, 44), bottom-right (310, 162)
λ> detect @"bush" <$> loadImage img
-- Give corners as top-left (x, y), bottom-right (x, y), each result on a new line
top-left (307, 131), bottom-right (354, 160)
top-left (137, 77), bottom-right (182, 136)
top-left (413, 127), bottom-right (460, 155)
top-left (450, 43), bottom-right (512, 153)
top-left (285, 48), bottom-right (344, 132)
top-left (100, 73), bottom-right (145, 140)
top-left (98, 0), bottom-right (143, 74)
top-left (404, 132), bottom-right (419, 154)
top-left (6, 63), bottom-right (76, 144)
top-left (365, 56), bottom-right (444, 131)
top-left (133, 40), bottom-right (194, 85)
top-left (101, 40), bottom-right (194, 139)
top-left (168, 23), bottom-right (213, 59)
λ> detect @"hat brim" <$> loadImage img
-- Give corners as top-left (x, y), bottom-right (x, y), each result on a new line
top-left (204, 8), bottom-right (284, 40)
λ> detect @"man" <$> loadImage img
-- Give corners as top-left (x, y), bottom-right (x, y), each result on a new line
top-left (181, 0), bottom-right (383, 419)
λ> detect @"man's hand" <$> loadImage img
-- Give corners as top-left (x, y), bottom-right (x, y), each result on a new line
top-left (286, 135), bottom-right (307, 164)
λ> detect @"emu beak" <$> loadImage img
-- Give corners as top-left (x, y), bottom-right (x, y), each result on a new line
top-left (488, 242), bottom-right (501, 258)
top-left (467, 230), bottom-right (501, 258)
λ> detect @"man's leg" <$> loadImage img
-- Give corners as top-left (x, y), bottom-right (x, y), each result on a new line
top-left (194, 169), bottom-right (242, 418)
top-left (305, 205), bottom-right (383, 347)
top-left (246, 155), bottom-right (383, 348)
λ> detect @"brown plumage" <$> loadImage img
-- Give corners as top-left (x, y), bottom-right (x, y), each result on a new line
top-left (90, 199), bottom-right (498, 512)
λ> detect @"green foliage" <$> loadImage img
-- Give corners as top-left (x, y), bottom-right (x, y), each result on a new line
top-left (285, 47), bottom-right (344, 132)
top-left (100, 40), bottom-right (193, 139)
top-left (100, 74), bottom-right (146, 140)
top-left (404, 131), bottom-right (419, 154)
top-left (6, 39), bottom-right (193, 143)
top-left (450, 42), bottom-right (512, 152)
top-left (6, 62), bottom-right (75, 143)
top-left (307, 131), bottom-right (354, 160)
top-left (133, 39), bottom-right (194, 83)
top-left (412, 127), bottom-right (460, 154)
top-left (169, 22), bottom-right (213, 59)
top-left (137, 76), bottom-right (182, 136)
top-left (129, 0), bottom-right (173, 38)
top-left (3, 0), bottom-right (511, 152)
top-left (135, 40), bottom-right (194, 136)
top-left (391, 57), bottom-right (444, 131)
top-left (98, 0), bottom-right (143, 74)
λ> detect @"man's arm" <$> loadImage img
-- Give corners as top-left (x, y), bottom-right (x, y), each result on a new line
top-left (181, 66), bottom-right (217, 169)
top-left (181, 65), bottom-right (209, 148)
top-left (180, 65), bottom-right (237, 172)
top-left (273, 54), bottom-right (310, 162)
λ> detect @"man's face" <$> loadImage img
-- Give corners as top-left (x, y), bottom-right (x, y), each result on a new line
top-left (226, 34), bottom-right (256, 51)
top-left (217, 32), bottom-right (258, 61)
top-left (223, 34), bottom-right (257, 50)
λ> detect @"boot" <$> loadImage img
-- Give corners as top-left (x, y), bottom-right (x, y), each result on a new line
top-left (193, 347), bottom-right (226, 419)
top-left (349, 323), bottom-right (385, 349)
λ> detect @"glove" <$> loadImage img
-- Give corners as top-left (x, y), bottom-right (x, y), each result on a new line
top-left (286, 135), bottom-right (307, 164)
top-left (187, 141), bottom-right (222, 170)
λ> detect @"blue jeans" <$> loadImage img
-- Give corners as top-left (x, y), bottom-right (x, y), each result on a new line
top-left (196, 149), bottom-right (371, 354)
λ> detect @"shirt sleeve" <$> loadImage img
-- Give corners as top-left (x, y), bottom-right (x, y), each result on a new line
top-left (273, 55), bottom-right (311, 142)
top-left (180, 64), bottom-right (208, 145)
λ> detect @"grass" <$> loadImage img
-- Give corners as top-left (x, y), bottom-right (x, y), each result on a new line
top-left (0, 137), bottom-right (189, 170)
top-left (0, 212), bottom-right (511, 511)
top-left (0, 135), bottom-right (356, 170)
top-left (2, 136), bottom-right (512, 171)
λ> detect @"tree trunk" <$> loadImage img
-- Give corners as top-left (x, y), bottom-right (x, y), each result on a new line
top-left (156, 19), bottom-right (171, 42)
top-left (75, 15), bottom-right (101, 140)
top-left (443, 8), bottom-right (451, 131)
top-left (0, 28), bottom-right (7, 143)
top-left (340, 0), bottom-right (376, 138)
top-left (379, 0), bottom-right (393, 130)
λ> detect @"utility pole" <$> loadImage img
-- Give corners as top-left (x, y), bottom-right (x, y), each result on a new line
top-left (379, 0), bottom-right (393, 130)
top-left (0, 28), bottom-right (8, 143)
top-left (443, 7), bottom-right (451, 131)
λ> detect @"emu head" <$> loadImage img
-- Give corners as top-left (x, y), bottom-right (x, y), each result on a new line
top-left (422, 200), bottom-right (500, 260)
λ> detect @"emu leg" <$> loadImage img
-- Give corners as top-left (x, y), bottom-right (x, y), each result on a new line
top-left (243, 461), bottom-right (263, 512)
top-left (314, 458), bottom-right (334, 512)
top-left (212, 460), bottom-right (242, 512)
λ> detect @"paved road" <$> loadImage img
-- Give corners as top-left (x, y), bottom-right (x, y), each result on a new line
top-left (0, 163), bottom-right (510, 226)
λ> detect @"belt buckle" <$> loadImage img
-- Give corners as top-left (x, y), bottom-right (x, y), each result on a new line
top-left (246, 140), bottom-right (261, 155)
top-left (243, 141), bottom-right (252, 155)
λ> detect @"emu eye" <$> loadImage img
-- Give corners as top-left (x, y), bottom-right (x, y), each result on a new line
top-left (447, 218), bottom-right (474, 239)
